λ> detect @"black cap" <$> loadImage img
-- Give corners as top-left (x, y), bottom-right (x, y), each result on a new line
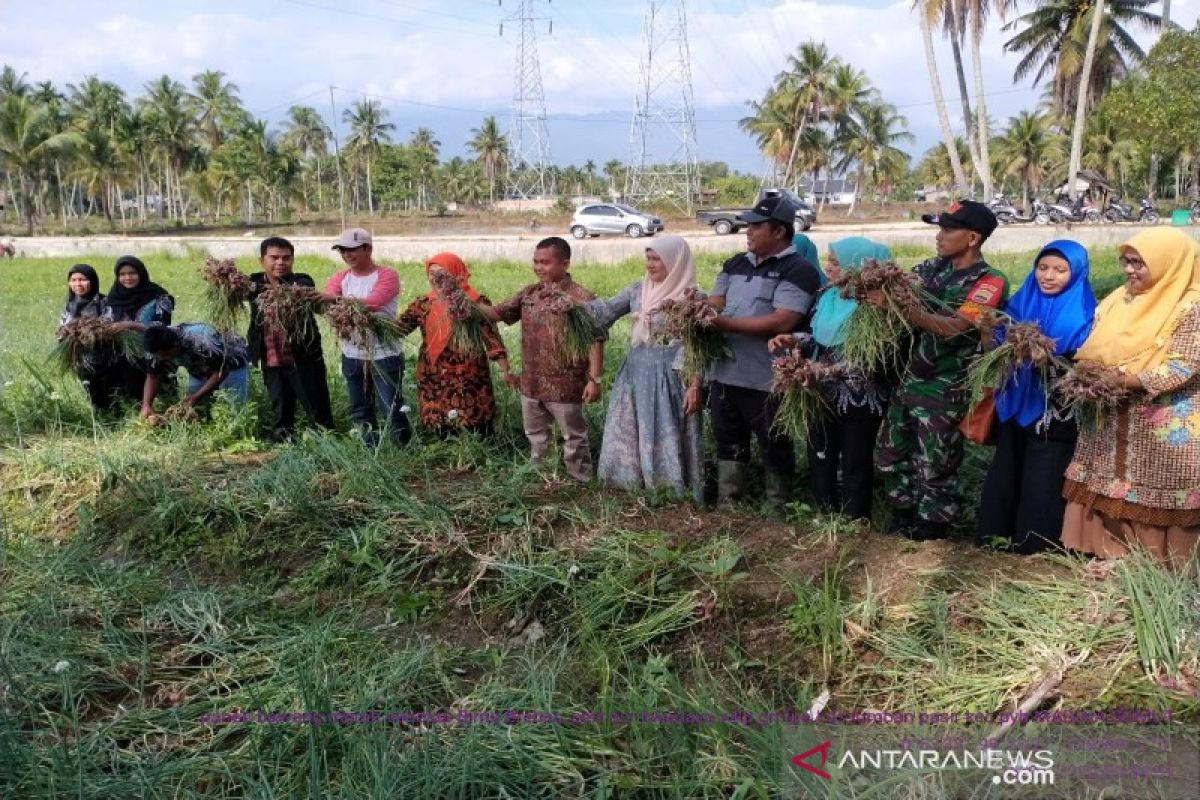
top-left (738, 195), bottom-right (798, 225)
top-left (921, 200), bottom-right (997, 240)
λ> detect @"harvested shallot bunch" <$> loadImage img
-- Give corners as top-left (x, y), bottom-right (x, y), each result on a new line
top-left (769, 351), bottom-right (846, 440)
top-left (201, 256), bottom-right (253, 332)
top-left (827, 259), bottom-right (920, 373)
top-left (964, 319), bottom-right (1066, 404)
top-left (533, 283), bottom-right (596, 366)
top-left (1055, 362), bottom-right (1130, 429)
top-left (256, 283), bottom-right (326, 342)
top-left (53, 318), bottom-right (141, 375)
top-left (323, 297), bottom-right (406, 355)
top-left (655, 288), bottom-right (727, 381)
top-left (428, 266), bottom-right (489, 356)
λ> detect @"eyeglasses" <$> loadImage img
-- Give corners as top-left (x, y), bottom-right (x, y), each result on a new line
top-left (1119, 256), bottom-right (1147, 269)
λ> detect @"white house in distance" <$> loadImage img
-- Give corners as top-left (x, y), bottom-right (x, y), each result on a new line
top-left (798, 178), bottom-right (857, 206)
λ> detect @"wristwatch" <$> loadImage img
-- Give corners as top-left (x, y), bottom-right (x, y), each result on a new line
top-left (587, 376), bottom-right (602, 386)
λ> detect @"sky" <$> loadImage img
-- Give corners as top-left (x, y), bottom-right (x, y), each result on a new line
top-left (2, 0), bottom-right (1196, 175)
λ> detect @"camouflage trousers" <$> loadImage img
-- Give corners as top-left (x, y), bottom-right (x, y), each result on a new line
top-left (875, 399), bottom-right (966, 524)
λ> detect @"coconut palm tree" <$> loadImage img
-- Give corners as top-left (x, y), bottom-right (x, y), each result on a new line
top-left (993, 110), bottom-right (1065, 207)
top-left (583, 159), bottom-right (597, 193)
top-left (934, 0), bottom-right (983, 185)
top-left (189, 70), bottom-right (242, 151)
top-left (0, 66), bottom-right (28, 100)
top-left (1004, 0), bottom-right (1161, 120)
top-left (834, 101), bottom-right (914, 214)
top-left (795, 127), bottom-right (833, 206)
top-left (1081, 107), bottom-right (1136, 194)
top-left (468, 115), bottom-right (509, 204)
top-left (825, 63), bottom-right (874, 130)
top-left (29, 81), bottom-right (74, 223)
top-left (960, 0), bottom-right (1018, 200)
top-left (917, 139), bottom-right (974, 191)
top-left (913, 2), bottom-right (969, 193)
top-left (139, 76), bottom-right (196, 223)
top-left (0, 95), bottom-right (82, 232)
top-left (439, 157), bottom-right (487, 207)
top-left (343, 99), bottom-right (394, 214)
top-left (67, 76), bottom-right (128, 133)
top-left (738, 97), bottom-right (792, 181)
top-left (281, 105), bottom-right (331, 212)
top-left (603, 159), bottom-right (624, 198)
top-left (111, 108), bottom-right (153, 224)
top-left (773, 42), bottom-right (837, 188)
top-left (1066, 1), bottom-right (1107, 200)
top-left (73, 124), bottom-right (126, 226)
top-left (408, 128), bottom-right (440, 211)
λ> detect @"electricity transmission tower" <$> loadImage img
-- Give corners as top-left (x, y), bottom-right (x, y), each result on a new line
top-left (626, 0), bottom-right (698, 212)
top-left (501, 0), bottom-right (554, 200)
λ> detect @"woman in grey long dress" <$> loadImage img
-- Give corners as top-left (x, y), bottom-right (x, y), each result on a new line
top-left (588, 235), bottom-right (705, 503)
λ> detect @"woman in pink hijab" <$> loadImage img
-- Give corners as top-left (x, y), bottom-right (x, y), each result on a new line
top-left (587, 234), bottom-right (704, 502)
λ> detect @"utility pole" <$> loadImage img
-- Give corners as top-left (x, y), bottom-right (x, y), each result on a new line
top-left (329, 86), bottom-right (347, 229)
top-left (626, 0), bottom-right (698, 212)
top-left (501, 0), bottom-right (554, 203)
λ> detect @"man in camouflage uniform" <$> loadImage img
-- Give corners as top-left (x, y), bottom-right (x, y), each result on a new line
top-left (872, 200), bottom-right (1008, 540)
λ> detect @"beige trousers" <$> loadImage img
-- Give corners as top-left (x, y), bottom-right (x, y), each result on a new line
top-left (520, 395), bottom-right (593, 481)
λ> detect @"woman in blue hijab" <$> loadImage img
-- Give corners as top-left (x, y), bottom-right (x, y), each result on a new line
top-left (771, 236), bottom-right (894, 521)
top-left (977, 239), bottom-right (1096, 554)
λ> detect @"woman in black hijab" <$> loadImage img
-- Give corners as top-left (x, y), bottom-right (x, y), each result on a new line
top-left (104, 255), bottom-right (174, 324)
top-left (61, 264), bottom-right (105, 322)
top-left (58, 264), bottom-right (121, 413)
top-left (103, 255), bottom-right (176, 407)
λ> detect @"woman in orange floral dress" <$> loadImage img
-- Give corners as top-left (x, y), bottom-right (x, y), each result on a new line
top-left (396, 252), bottom-right (511, 436)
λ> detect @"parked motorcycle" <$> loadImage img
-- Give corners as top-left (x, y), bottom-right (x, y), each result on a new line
top-left (1031, 198), bottom-right (1052, 225)
top-left (1138, 198), bottom-right (1159, 224)
top-left (988, 194), bottom-right (1036, 224)
top-left (1102, 197), bottom-right (1135, 223)
top-left (1046, 194), bottom-right (1100, 224)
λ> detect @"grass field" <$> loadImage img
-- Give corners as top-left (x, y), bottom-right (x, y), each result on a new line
top-left (1, 245), bottom-right (1197, 798)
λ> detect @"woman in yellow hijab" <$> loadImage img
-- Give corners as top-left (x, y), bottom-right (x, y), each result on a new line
top-left (1062, 228), bottom-right (1200, 570)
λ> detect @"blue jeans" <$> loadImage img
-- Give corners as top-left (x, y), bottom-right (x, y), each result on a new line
top-left (187, 366), bottom-right (250, 404)
top-left (340, 354), bottom-right (412, 445)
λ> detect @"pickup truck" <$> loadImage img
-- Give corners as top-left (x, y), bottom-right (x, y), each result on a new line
top-left (696, 188), bottom-right (816, 234)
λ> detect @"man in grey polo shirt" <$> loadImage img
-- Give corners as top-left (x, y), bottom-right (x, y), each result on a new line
top-left (707, 195), bottom-right (822, 516)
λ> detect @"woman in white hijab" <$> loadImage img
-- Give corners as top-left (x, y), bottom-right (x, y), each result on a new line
top-left (587, 235), bottom-right (705, 502)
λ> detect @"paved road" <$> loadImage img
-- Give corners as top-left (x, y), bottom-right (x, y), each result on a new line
top-left (7, 221), bottom-right (1196, 264)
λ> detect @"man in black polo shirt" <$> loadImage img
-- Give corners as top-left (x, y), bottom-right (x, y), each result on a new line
top-left (247, 236), bottom-right (335, 440)
top-left (707, 195), bottom-right (822, 516)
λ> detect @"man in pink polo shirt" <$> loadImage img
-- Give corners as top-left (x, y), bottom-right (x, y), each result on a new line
top-left (325, 228), bottom-right (412, 446)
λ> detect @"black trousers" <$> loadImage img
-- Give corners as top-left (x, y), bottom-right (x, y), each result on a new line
top-left (76, 367), bottom-right (121, 416)
top-left (709, 381), bottom-right (796, 473)
top-left (112, 359), bottom-right (150, 406)
top-left (262, 361), bottom-right (335, 437)
top-left (807, 403), bottom-right (885, 520)
top-left (976, 417), bottom-right (1077, 554)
